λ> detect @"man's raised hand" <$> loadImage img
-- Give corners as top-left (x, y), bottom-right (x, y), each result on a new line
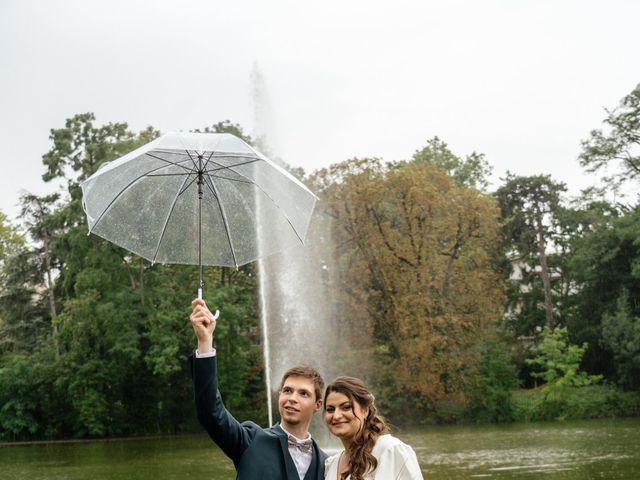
top-left (190, 298), bottom-right (219, 353)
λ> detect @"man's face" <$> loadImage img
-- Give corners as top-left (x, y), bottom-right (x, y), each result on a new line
top-left (278, 375), bottom-right (322, 429)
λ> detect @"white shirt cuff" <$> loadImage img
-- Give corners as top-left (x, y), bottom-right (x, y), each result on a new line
top-left (195, 348), bottom-right (216, 358)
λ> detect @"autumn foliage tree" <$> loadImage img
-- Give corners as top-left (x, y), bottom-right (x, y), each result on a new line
top-left (312, 157), bottom-right (504, 415)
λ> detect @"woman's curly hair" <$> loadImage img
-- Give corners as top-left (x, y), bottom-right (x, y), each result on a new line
top-left (324, 376), bottom-right (390, 480)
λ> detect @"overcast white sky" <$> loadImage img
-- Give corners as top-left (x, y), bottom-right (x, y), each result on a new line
top-left (1, 0), bottom-right (639, 221)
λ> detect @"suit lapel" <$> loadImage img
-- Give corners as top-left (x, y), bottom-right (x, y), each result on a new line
top-left (273, 425), bottom-right (300, 480)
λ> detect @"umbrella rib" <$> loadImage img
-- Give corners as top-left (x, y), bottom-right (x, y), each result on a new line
top-left (202, 158), bottom-right (263, 186)
top-left (183, 149), bottom-right (201, 172)
top-left (209, 161), bottom-right (307, 245)
top-left (147, 173), bottom-right (195, 177)
top-left (89, 162), bottom-right (190, 235)
top-left (206, 172), bottom-right (255, 228)
top-left (178, 173), bottom-right (201, 197)
top-left (204, 172), bottom-right (255, 185)
top-left (210, 153), bottom-right (263, 159)
top-left (144, 153), bottom-right (193, 173)
top-left (152, 149), bottom-right (263, 160)
top-left (202, 174), bottom-right (239, 268)
top-left (207, 157), bottom-right (262, 174)
top-left (151, 171), bottom-right (193, 264)
top-left (201, 150), bottom-right (216, 172)
top-left (198, 152), bottom-right (262, 159)
top-left (204, 172), bottom-right (258, 255)
top-left (253, 185), bottom-right (306, 245)
top-left (206, 158), bottom-right (306, 244)
top-left (151, 149), bottom-right (193, 157)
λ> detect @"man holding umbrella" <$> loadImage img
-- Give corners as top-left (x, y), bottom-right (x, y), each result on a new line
top-left (80, 130), bottom-right (323, 478)
top-left (191, 299), bottom-right (327, 480)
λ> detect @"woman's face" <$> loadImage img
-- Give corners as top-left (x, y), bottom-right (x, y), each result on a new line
top-left (324, 391), bottom-right (369, 441)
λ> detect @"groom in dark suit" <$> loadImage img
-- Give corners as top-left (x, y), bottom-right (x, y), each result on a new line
top-left (190, 299), bottom-right (327, 480)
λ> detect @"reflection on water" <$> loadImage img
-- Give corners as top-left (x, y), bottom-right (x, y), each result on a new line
top-left (0, 435), bottom-right (236, 480)
top-left (1, 418), bottom-right (639, 479)
top-left (401, 418), bottom-right (640, 479)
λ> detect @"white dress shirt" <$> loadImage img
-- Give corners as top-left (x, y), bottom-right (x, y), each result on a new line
top-left (280, 424), bottom-right (314, 479)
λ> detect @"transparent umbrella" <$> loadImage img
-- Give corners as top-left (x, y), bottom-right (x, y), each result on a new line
top-left (81, 131), bottom-right (316, 304)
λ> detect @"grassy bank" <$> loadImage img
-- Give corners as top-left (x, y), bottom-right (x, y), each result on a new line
top-left (510, 385), bottom-right (640, 422)
top-left (410, 385), bottom-right (640, 425)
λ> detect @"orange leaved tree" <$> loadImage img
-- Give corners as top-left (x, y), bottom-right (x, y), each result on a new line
top-left (311, 158), bottom-right (504, 416)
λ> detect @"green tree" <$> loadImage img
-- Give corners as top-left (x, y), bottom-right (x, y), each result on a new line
top-left (0, 113), bottom-right (266, 440)
top-left (19, 193), bottom-right (62, 355)
top-left (0, 211), bottom-right (24, 265)
top-left (465, 334), bottom-right (520, 422)
top-left (0, 249), bottom-right (48, 354)
top-left (42, 112), bottom-right (159, 185)
top-left (579, 84), bottom-right (640, 188)
top-left (496, 174), bottom-right (567, 330)
top-left (527, 326), bottom-right (601, 398)
top-left (195, 120), bottom-right (253, 144)
top-left (0, 211), bottom-right (28, 352)
top-left (567, 203), bottom-right (640, 378)
top-left (0, 214), bottom-right (43, 354)
top-left (601, 290), bottom-right (640, 390)
top-left (0, 354), bottom-right (40, 439)
top-left (400, 136), bottom-right (492, 190)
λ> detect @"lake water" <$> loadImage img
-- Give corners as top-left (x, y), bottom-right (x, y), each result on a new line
top-left (1, 418), bottom-right (639, 479)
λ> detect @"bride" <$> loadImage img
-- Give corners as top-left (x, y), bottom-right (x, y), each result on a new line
top-left (323, 377), bottom-right (423, 480)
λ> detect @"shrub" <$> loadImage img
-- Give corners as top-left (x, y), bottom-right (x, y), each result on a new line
top-left (511, 384), bottom-right (640, 421)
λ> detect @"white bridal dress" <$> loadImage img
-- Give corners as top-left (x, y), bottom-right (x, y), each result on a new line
top-left (324, 434), bottom-right (423, 480)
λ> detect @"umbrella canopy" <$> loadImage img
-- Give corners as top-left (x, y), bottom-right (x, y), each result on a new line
top-left (81, 131), bottom-right (316, 296)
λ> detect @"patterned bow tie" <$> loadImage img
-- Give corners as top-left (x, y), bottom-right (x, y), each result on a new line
top-left (287, 435), bottom-right (313, 453)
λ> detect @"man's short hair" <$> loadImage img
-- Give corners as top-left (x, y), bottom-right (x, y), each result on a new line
top-left (280, 366), bottom-right (324, 401)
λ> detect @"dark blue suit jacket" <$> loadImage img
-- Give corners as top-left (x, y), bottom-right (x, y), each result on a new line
top-left (192, 355), bottom-right (327, 480)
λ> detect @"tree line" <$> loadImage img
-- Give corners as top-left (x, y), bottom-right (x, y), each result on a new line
top-left (1, 85), bottom-right (640, 440)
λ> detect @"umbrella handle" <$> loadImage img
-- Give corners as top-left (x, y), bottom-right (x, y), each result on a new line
top-left (197, 288), bottom-right (220, 320)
